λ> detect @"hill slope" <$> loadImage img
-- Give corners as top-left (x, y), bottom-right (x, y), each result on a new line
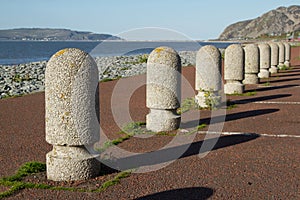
top-left (0, 28), bottom-right (122, 41)
top-left (219, 5), bottom-right (300, 40)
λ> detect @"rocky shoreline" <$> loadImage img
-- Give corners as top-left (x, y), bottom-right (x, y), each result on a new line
top-left (0, 51), bottom-right (198, 99)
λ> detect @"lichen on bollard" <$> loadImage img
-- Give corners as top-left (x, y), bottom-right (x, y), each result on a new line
top-left (146, 46), bottom-right (181, 132)
top-left (195, 45), bottom-right (221, 108)
top-left (224, 44), bottom-right (244, 94)
top-left (258, 43), bottom-right (271, 79)
top-left (243, 44), bottom-right (259, 84)
top-left (45, 48), bottom-right (100, 181)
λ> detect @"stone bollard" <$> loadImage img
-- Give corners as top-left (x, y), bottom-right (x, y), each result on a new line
top-left (269, 43), bottom-right (279, 74)
top-left (224, 44), bottom-right (244, 94)
top-left (195, 45), bottom-right (221, 108)
top-left (243, 44), bottom-right (259, 84)
top-left (45, 48), bottom-right (100, 181)
top-left (258, 43), bottom-right (271, 78)
top-left (277, 42), bottom-right (285, 69)
top-left (146, 46), bottom-right (181, 132)
top-left (284, 42), bottom-right (291, 67)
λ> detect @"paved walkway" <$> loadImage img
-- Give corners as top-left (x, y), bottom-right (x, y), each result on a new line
top-left (0, 47), bottom-right (299, 199)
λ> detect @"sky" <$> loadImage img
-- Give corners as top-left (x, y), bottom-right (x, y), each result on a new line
top-left (0, 0), bottom-right (299, 40)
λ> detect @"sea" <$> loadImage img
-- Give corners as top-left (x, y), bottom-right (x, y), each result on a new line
top-left (0, 41), bottom-right (236, 65)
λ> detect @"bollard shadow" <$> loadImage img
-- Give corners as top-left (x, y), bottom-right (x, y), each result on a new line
top-left (106, 134), bottom-right (259, 170)
top-left (180, 134), bottom-right (259, 158)
top-left (267, 77), bottom-right (300, 83)
top-left (135, 187), bottom-right (214, 200)
top-left (231, 94), bottom-right (292, 104)
top-left (277, 69), bottom-right (300, 73)
top-left (273, 72), bottom-right (300, 78)
top-left (247, 85), bottom-right (298, 92)
top-left (181, 108), bottom-right (279, 128)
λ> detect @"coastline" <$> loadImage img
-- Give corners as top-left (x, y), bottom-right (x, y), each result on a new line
top-left (0, 51), bottom-right (198, 99)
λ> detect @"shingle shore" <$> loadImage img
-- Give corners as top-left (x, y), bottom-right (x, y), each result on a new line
top-left (0, 51), bottom-right (198, 99)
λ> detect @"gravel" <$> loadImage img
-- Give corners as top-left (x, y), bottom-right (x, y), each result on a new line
top-left (0, 51), bottom-right (197, 99)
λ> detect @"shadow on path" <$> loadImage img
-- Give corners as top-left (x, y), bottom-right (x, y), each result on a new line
top-left (273, 72), bottom-right (300, 78)
top-left (232, 94), bottom-right (292, 104)
top-left (247, 85), bottom-right (298, 92)
top-left (267, 77), bottom-right (300, 83)
top-left (135, 187), bottom-right (214, 200)
top-left (181, 108), bottom-right (279, 129)
top-left (104, 133), bottom-right (259, 170)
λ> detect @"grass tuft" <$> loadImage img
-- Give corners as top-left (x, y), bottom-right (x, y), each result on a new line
top-left (227, 91), bottom-right (257, 96)
top-left (2, 162), bottom-right (46, 182)
top-left (93, 170), bottom-right (132, 192)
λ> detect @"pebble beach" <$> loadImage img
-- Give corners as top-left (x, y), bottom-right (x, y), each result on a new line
top-left (0, 51), bottom-right (199, 99)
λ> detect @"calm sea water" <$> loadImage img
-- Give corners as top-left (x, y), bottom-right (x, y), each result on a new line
top-left (0, 41), bottom-right (235, 65)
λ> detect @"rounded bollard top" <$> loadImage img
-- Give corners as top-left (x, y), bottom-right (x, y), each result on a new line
top-left (269, 42), bottom-right (279, 49)
top-left (276, 42), bottom-right (284, 47)
top-left (226, 43), bottom-right (243, 50)
top-left (147, 46), bottom-right (181, 70)
top-left (197, 45), bottom-right (220, 58)
top-left (258, 43), bottom-right (270, 49)
top-left (47, 48), bottom-right (88, 72)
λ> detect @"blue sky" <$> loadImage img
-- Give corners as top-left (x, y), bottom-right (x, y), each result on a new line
top-left (0, 0), bottom-right (299, 40)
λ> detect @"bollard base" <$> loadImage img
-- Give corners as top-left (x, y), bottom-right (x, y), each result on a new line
top-left (46, 145), bottom-right (100, 181)
top-left (146, 109), bottom-right (180, 132)
top-left (243, 73), bottom-right (259, 84)
top-left (284, 61), bottom-right (290, 68)
top-left (224, 81), bottom-right (244, 95)
top-left (269, 66), bottom-right (278, 74)
top-left (195, 91), bottom-right (220, 108)
top-left (278, 62), bottom-right (285, 70)
top-left (258, 69), bottom-right (270, 79)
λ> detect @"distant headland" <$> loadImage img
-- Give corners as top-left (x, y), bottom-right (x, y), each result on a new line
top-left (219, 5), bottom-right (300, 40)
top-left (0, 28), bottom-right (122, 41)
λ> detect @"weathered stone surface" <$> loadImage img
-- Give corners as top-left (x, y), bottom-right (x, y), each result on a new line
top-left (195, 45), bottom-right (221, 107)
top-left (277, 42), bottom-right (285, 69)
top-left (269, 43), bottom-right (279, 74)
top-left (46, 146), bottom-right (101, 181)
top-left (258, 43), bottom-right (271, 78)
top-left (284, 42), bottom-right (291, 67)
top-left (146, 46), bottom-right (181, 132)
top-left (45, 48), bottom-right (99, 146)
top-left (224, 44), bottom-right (244, 94)
top-left (243, 44), bottom-right (259, 84)
top-left (45, 48), bottom-right (100, 181)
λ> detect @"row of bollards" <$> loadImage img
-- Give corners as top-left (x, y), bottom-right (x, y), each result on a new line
top-left (45, 41), bottom-right (291, 181)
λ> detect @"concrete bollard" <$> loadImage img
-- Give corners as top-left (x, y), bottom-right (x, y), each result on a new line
top-left (146, 46), bottom-right (181, 132)
top-left (284, 42), bottom-right (291, 67)
top-left (195, 45), bottom-right (221, 108)
top-left (224, 44), bottom-right (244, 94)
top-left (269, 43), bottom-right (279, 74)
top-left (243, 44), bottom-right (259, 84)
top-left (258, 43), bottom-right (271, 78)
top-left (277, 42), bottom-right (285, 69)
top-left (45, 48), bottom-right (100, 181)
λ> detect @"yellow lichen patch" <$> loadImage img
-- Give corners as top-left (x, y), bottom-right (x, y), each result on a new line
top-left (54, 49), bottom-right (67, 57)
top-left (155, 47), bottom-right (165, 54)
top-left (59, 93), bottom-right (65, 99)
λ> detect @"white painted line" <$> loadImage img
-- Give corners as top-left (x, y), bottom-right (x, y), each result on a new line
top-left (196, 131), bottom-right (300, 138)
